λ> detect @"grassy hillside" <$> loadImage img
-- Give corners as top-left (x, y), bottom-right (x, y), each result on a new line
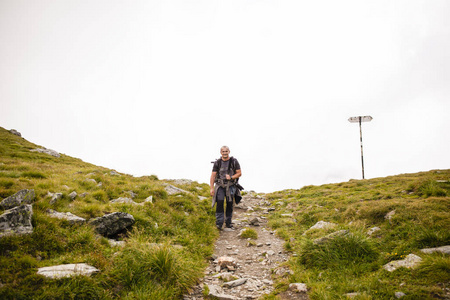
top-left (265, 169), bottom-right (450, 299)
top-left (0, 127), bottom-right (217, 299)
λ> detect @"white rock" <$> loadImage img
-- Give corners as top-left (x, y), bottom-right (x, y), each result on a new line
top-left (383, 254), bottom-right (422, 272)
top-left (37, 263), bottom-right (99, 279)
top-left (289, 283), bottom-right (308, 293)
top-left (47, 209), bottom-right (86, 225)
top-left (368, 227), bottom-right (381, 235)
top-left (309, 221), bottom-right (336, 230)
top-left (420, 245), bottom-right (450, 255)
top-left (395, 291), bottom-right (406, 298)
top-left (223, 278), bottom-right (248, 288)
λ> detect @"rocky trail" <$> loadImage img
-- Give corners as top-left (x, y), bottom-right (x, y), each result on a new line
top-left (184, 194), bottom-right (309, 300)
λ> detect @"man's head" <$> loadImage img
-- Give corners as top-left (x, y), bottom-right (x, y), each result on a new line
top-left (220, 146), bottom-right (230, 160)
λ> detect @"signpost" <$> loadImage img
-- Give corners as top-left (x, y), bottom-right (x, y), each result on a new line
top-left (348, 116), bottom-right (372, 179)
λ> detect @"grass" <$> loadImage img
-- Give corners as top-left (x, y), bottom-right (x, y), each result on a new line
top-left (239, 228), bottom-right (258, 240)
top-left (0, 126), bottom-right (217, 299)
top-left (264, 170), bottom-right (450, 299)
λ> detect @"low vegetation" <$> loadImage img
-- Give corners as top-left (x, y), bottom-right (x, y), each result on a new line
top-left (0, 127), bottom-right (217, 299)
top-left (265, 169), bottom-right (450, 299)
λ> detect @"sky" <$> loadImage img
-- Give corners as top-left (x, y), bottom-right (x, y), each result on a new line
top-left (1, 0), bottom-right (449, 193)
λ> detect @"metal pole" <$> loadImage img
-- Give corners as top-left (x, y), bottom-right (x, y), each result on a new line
top-left (359, 117), bottom-right (365, 179)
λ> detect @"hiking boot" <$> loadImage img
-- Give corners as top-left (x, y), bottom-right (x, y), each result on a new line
top-left (225, 223), bottom-right (233, 229)
top-left (216, 224), bottom-right (222, 230)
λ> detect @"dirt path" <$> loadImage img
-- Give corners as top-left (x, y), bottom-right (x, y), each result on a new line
top-left (184, 194), bottom-right (308, 300)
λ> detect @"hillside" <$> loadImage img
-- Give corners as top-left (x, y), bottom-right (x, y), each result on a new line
top-left (265, 169), bottom-right (450, 299)
top-left (0, 127), bottom-right (217, 299)
top-left (1, 126), bottom-right (449, 299)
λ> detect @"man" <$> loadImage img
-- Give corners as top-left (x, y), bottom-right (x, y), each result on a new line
top-left (210, 146), bottom-right (242, 230)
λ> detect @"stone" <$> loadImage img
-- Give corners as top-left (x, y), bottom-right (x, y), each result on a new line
top-left (88, 212), bottom-right (135, 236)
top-left (395, 291), bottom-right (406, 298)
top-left (198, 196), bottom-right (208, 201)
top-left (345, 292), bottom-right (360, 298)
top-left (164, 184), bottom-right (189, 195)
top-left (50, 193), bottom-right (63, 205)
top-left (0, 189), bottom-right (35, 209)
top-left (0, 205), bottom-right (33, 237)
top-left (110, 197), bottom-right (137, 205)
top-left (420, 245), bottom-right (450, 255)
top-left (385, 210), bottom-right (396, 222)
top-left (368, 226), bottom-right (381, 235)
top-left (37, 263), bottom-right (99, 279)
top-left (217, 256), bottom-right (237, 269)
top-left (223, 278), bottom-right (248, 288)
top-left (144, 196), bottom-right (153, 204)
top-left (249, 217), bottom-right (260, 226)
top-left (69, 191), bottom-right (77, 200)
top-left (110, 171), bottom-right (120, 176)
top-left (9, 129), bottom-right (21, 137)
top-left (206, 284), bottom-right (236, 300)
top-left (108, 239), bottom-right (126, 247)
top-left (30, 148), bottom-right (60, 158)
top-left (47, 209), bottom-right (86, 225)
top-left (309, 221), bottom-right (337, 230)
top-left (314, 230), bottom-right (349, 245)
top-left (289, 283), bottom-right (308, 293)
top-left (383, 254), bottom-right (422, 272)
top-left (127, 191), bottom-right (137, 199)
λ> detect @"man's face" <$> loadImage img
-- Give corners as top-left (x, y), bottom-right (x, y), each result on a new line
top-left (220, 148), bottom-right (230, 159)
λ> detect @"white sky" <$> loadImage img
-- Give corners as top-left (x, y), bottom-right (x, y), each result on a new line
top-left (1, 0), bottom-right (449, 193)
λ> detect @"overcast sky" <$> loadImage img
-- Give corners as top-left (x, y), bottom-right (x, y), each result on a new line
top-left (1, 0), bottom-right (449, 193)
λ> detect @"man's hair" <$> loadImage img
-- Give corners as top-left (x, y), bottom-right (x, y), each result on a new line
top-left (221, 146), bottom-right (230, 151)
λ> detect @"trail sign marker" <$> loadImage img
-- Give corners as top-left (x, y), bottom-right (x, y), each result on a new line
top-left (348, 116), bottom-right (373, 179)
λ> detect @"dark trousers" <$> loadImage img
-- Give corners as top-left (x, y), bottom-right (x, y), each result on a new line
top-left (215, 186), bottom-right (233, 226)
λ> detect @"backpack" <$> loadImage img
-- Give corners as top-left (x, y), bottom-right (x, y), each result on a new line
top-left (213, 157), bottom-right (244, 190)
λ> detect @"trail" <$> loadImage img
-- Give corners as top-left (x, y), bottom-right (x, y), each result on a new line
top-left (184, 193), bottom-right (309, 300)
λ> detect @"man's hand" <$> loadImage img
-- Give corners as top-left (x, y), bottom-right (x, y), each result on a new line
top-left (210, 187), bottom-right (215, 196)
top-left (225, 174), bottom-right (231, 180)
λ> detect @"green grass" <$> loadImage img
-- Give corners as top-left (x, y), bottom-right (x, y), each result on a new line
top-left (239, 228), bottom-right (258, 240)
top-left (0, 126), bottom-right (217, 299)
top-left (265, 170), bottom-right (450, 299)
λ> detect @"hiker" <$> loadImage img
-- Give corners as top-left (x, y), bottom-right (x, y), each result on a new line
top-left (210, 146), bottom-right (242, 230)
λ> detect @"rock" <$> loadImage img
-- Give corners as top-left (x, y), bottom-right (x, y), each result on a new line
top-left (173, 179), bottom-right (194, 185)
top-left (69, 191), bottom-right (77, 200)
top-left (385, 210), bottom-right (396, 222)
top-left (144, 196), bottom-right (153, 204)
top-left (110, 171), bottom-right (120, 176)
top-left (420, 245), bottom-right (450, 255)
top-left (0, 189), bottom-right (35, 210)
top-left (289, 283), bottom-right (308, 293)
top-left (345, 292), bottom-right (360, 298)
top-left (37, 263), bottom-right (99, 279)
top-left (249, 217), bottom-right (260, 226)
top-left (281, 214), bottom-right (294, 217)
top-left (110, 197), bottom-right (138, 205)
top-left (108, 239), bottom-right (126, 247)
top-left (213, 272), bottom-right (237, 282)
top-left (88, 212), bottom-right (135, 236)
top-left (309, 221), bottom-right (337, 230)
top-left (217, 256), bottom-right (237, 269)
top-left (368, 226), bottom-right (381, 235)
top-left (206, 284), bottom-right (236, 300)
top-left (47, 209), bottom-right (86, 225)
top-left (314, 230), bottom-right (349, 245)
top-left (164, 184), bottom-right (189, 195)
top-left (395, 291), bottom-right (406, 298)
top-left (198, 196), bottom-right (208, 201)
top-left (85, 179), bottom-right (97, 184)
top-left (0, 205), bottom-right (33, 237)
top-left (223, 278), bottom-right (248, 288)
top-left (30, 148), bottom-right (60, 158)
top-left (50, 193), bottom-right (63, 205)
top-left (9, 129), bottom-right (21, 137)
top-left (383, 254), bottom-right (422, 272)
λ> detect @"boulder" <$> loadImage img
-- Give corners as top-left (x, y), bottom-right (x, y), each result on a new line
top-left (9, 129), bottom-right (21, 137)
top-left (223, 278), bottom-right (248, 288)
top-left (0, 205), bottom-right (33, 238)
top-left (30, 148), bottom-right (60, 158)
top-left (164, 184), bottom-right (189, 195)
top-left (206, 284), bottom-right (236, 300)
top-left (383, 254), bottom-right (422, 272)
top-left (47, 209), bottom-right (86, 225)
top-left (69, 191), bottom-right (77, 200)
top-left (0, 189), bottom-right (35, 210)
top-left (37, 263), bottom-right (99, 279)
top-left (88, 212), bottom-right (135, 236)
